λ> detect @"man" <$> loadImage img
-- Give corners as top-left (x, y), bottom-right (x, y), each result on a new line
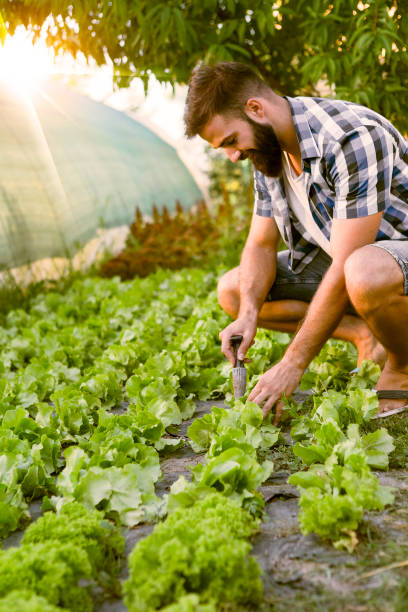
top-left (184, 61), bottom-right (408, 423)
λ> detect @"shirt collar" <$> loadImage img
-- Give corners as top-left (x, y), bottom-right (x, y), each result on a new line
top-left (284, 96), bottom-right (321, 162)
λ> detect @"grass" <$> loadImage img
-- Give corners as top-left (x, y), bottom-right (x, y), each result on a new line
top-left (261, 439), bottom-right (303, 473)
top-left (384, 417), bottom-right (408, 470)
top-left (363, 414), bottom-right (408, 470)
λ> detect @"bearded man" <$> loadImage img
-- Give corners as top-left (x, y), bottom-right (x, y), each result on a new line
top-left (184, 61), bottom-right (408, 423)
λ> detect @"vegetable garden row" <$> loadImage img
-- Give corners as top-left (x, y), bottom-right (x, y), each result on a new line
top-left (0, 263), bottom-right (403, 611)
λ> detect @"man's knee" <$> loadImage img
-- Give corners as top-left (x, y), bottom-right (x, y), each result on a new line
top-left (217, 267), bottom-right (240, 318)
top-left (344, 245), bottom-right (403, 315)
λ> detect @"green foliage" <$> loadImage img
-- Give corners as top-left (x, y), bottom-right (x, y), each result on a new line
top-left (207, 149), bottom-right (253, 216)
top-left (188, 400), bottom-right (281, 454)
top-left (293, 421), bottom-right (394, 470)
top-left (21, 502), bottom-right (125, 590)
top-left (3, 1), bottom-right (408, 133)
top-left (300, 339), bottom-right (359, 392)
top-left (0, 541), bottom-right (93, 611)
top-left (170, 401), bottom-right (276, 517)
top-left (47, 446), bottom-right (164, 526)
top-left (0, 481), bottom-right (30, 538)
top-left (0, 591), bottom-right (61, 612)
top-left (289, 364), bottom-right (395, 551)
top-left (161, 595), bottom-right (216, 612)
top-left (0, 266), bottom-right (238, 536)
top-left (0, 425), bottom-right (59, 522)
top-left (190, 446), bottom-right (273, 512)
top-left (123, 493), bottom-right (262, 611)
top-left (0, 503), bottom-right (124, 609)
top-left (0, 259), bottom-right (290, 609)
top-left (289, 455), bottom-right (394, 552)
top-left (0, 206), bottom-right (401, 612)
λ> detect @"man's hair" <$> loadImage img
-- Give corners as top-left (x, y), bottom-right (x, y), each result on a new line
top-left (184, 61), bottom-right (269, 139)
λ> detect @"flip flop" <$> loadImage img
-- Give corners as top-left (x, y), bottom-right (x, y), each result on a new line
top-left (372, 390), bottom-right (408, 420)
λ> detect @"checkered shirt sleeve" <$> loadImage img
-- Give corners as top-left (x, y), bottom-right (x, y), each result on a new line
top-left (327, 126), bottom-right (394, 219)
top-left (253, 169), bottom-right (273, 217)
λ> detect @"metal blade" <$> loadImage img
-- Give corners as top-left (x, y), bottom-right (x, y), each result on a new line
top-left (232, 367), bottom-right (246, 400)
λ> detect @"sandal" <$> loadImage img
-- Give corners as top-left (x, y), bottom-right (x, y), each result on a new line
top-left (372, 390), bottom-right (408, 420)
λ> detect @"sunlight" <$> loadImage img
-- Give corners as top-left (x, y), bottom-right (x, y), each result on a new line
top-left (0, 27), bottom-right (55, 92)
top-left (0, 23), bottom-right (114, 100)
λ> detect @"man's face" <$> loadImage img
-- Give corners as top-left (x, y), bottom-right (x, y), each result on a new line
top-left (200, 113), bottom-right (283, 177)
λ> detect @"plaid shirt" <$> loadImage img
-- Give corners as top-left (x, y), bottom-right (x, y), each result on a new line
top-left (254, 96), bottom-right (408, 273)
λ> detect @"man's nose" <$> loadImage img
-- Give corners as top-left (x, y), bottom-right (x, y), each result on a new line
top-left (225, 148), bottom-right (242, 163)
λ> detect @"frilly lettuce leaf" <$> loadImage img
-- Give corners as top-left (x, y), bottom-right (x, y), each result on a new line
top-left (188, 402), bottom-right (280, 455)
top-left (124, 493), bottom-right (262, 611)
top-left (0, 590), bottom-right (62, 612)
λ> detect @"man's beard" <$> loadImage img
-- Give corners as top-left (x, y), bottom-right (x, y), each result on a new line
top-left (242, 116), bottom-right (283, 177)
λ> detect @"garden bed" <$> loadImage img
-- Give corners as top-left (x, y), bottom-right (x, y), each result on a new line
top-left (97, 398), bottom-right (408, 611)
top-left (0, 266), bottom-right (407, 611)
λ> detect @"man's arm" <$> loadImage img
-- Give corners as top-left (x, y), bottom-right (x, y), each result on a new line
top-left (220, 214), bottom-right (280, 364)
top-left (248, 212), bottom-right (383, 418)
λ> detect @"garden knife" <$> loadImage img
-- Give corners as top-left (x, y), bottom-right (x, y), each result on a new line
top-left (230, 334), bottom-right (246, 400)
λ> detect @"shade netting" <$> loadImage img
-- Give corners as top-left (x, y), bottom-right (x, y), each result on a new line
top-left (0, 78), bottom-right (202, 269)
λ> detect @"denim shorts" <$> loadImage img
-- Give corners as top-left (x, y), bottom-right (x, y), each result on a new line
top-left (265, 240), bottom-right (408, 314)
top-left (370, 240), bottom-right (408, 295)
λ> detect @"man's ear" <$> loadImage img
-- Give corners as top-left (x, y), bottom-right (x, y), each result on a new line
top-left (245, 98), bottom-right (265, 120)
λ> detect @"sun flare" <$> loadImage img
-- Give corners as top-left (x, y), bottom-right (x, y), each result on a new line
top-left (0, 27), bottom-right (55, 92)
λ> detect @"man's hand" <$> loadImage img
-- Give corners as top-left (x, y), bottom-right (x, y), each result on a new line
top-left (219, 316), bottom-right (257, 365)
top-left (247, 358), bottom-right (304, 424)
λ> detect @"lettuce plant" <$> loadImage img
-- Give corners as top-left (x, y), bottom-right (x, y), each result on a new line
top-left (124, 493), bottom-right (262, 612)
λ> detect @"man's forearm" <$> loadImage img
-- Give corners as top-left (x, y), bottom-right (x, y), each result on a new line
top-left (238, 243), bottom-right (277, 318)
top-left (284, 263), bottom-right (350, 369)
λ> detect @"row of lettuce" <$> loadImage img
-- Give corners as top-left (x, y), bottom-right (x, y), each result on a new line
top-left (124, 349), bottom-right (396, 609)
top-left (179, 346), bottom-right (395, 557)
top-left (0, 494), bottom-right (263, 612)
top-left (288, 352), bottom-right (394, 552)
top-left (0, 267), bottom-right (288, 610)
top-left (0, 265), bottom-right (395, 609)
top-left (1, 267), bottom-right (229, 535)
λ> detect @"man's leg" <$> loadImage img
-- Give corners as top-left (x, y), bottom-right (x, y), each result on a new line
top-left (344, 244), bottom-right (408, 414)
top-left (218, 265), bottom-right (386, 366)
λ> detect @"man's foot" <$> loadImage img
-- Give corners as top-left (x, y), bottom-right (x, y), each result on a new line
top-left (375, 361), bottom-right (408, 415)
top-left (356, 334), bottom-right (387, 368)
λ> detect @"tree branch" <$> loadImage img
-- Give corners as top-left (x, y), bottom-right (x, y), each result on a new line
top-left (244, 44), bottom-right (286, 94)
